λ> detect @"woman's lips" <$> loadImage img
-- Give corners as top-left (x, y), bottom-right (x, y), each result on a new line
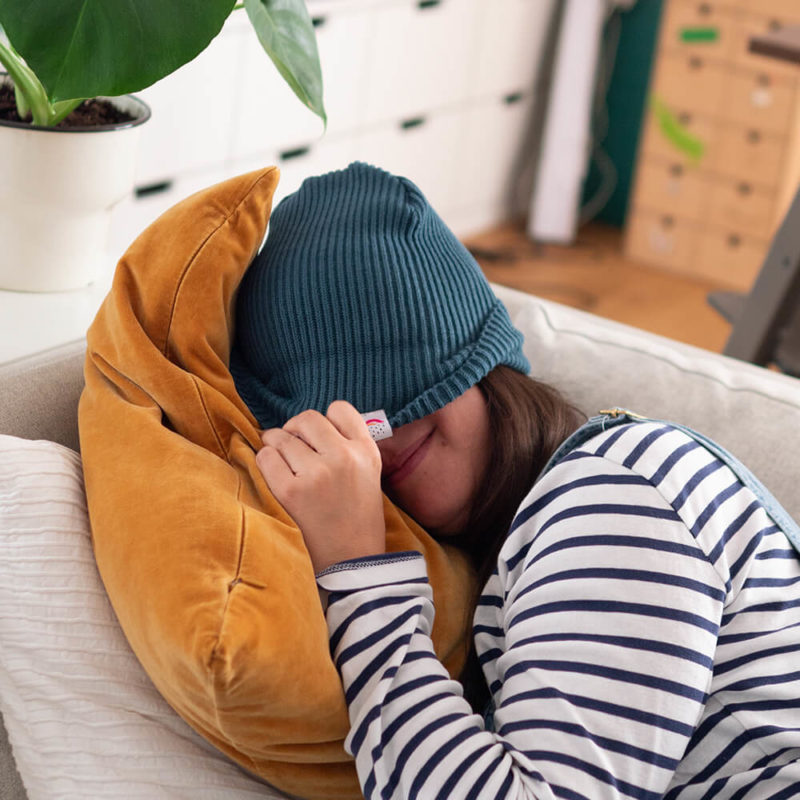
top-left (383, 430), bottom-right (434, 489)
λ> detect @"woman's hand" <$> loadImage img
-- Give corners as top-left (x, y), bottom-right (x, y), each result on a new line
top-left (256, 401), bottom-right (386, 573)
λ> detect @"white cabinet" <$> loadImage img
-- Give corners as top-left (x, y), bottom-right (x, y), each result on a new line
top-left (472, 0), bottom-right (558, 99)
top-left (453, 93), bottom-right (537, 229)
top-left (134, 17), bottom-right (244, 184)
top-left (361, 0), bottom-right (482, 124)
top-left (111, 0), bottom-right (553, 253)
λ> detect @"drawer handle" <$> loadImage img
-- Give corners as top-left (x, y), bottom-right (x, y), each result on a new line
top-left (280, 146), bottom-right (311, 161)
top-left (400, 116), bottom-right (426, 130)
top-left (669, 163), bottom-right (684, 177)
top-left (135, 180), bottom-right (173, 198)
top-left (661, 215), bottom-right (675, 228)
top-left (697, 2), bottom-right (712, 15)
top-left (418, 0), bottom-right (441, 8)
top-left (728, 234), bottom-right (741, 248)
top-left (737, 182), bottom-right (752, 196)
top-left (768, 19), bottom-right (783, 33)
top-left (688, 56), bottom-right (704, 70)
top-left (311, 16), bottom-right (326, 28)
top-left (504, 92), bottom-right (524, 105)
top-left (747, 129), bottom-right (761, 144)
top-left (680, 27), bottom-right (718, 43)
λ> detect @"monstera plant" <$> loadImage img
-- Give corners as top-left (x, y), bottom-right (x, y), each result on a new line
top-left (0, 0), bottom-right (325, 127)
top-left (0, 0), bottom-right (324, 292)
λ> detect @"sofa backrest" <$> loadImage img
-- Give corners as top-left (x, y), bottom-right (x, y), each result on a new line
top-left (3, 289), bottom-right (800, 523)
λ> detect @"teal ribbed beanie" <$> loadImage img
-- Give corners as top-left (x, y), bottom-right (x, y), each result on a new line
top-left (230, 162), bottom-right (530, 430)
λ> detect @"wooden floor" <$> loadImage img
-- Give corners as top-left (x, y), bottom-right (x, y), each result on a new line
top-left (465, 221), bottom-right (732, 354)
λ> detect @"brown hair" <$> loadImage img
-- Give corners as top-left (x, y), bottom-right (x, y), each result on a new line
top-left (457, 365), bottom-right (584, 711)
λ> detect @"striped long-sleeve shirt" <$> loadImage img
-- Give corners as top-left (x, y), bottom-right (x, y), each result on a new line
top-left (317, 421), bottom-right (800, 799)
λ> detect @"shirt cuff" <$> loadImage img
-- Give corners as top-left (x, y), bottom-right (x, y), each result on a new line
top-left (316, 550), bottom-right (427, 592)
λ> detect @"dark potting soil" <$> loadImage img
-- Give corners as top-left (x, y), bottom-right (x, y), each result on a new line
top-left (0, 84), bottom-right (135, 128)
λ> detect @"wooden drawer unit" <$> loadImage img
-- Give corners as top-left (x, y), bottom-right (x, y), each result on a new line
top-left (696, 226), bottom-right (767, 289)
top-left (659, 0), bottom-right (738, 59)
top-left (706, 176), bottom-right (777, 238)
top-left (625, 0), bottom-right (799, 284)
top-left (651, 51), bottom-right (727, 117)
top-left (710, 124), bottom-right (786, 186)
top-left (625, 208), bottom-right (700, 274)
top-left (633, 157), bottom-right (711, 221)
top-left (722, 68), bottom-right (797, 132)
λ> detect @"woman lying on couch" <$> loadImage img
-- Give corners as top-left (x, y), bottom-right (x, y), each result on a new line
top-left (230, 162), bottom-right (800, 799)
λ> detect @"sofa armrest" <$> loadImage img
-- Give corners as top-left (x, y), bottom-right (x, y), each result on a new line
top-left (0, 339), bottom-right (86, 452)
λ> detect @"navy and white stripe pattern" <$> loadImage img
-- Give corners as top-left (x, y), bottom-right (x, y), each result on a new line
top-left (317, 422), bottom-right (800, 798)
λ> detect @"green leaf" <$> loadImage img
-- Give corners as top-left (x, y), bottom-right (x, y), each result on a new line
top-left (243, 0), bottom-right (326, 125)
top-left (0, 0), bottom-right (235, 102)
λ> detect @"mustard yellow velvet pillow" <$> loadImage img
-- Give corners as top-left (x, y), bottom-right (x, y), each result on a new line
top-left (79, 168), bottom-right (475, 800)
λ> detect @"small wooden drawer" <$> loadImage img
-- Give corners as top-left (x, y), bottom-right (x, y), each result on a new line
top-left (651, 52), bottom-right (727, 118)
top-left (721, 69), bottom-right (796, 133)
top-left (639, 104), bottom-right (717, 169)
top-left (624, 207), bottom-right (699, 275)
top-left (659, 0), bottom-right (738, 59)
top-left (710, 124), bottom-right (786, 186)
top-left (696, 227), bottom-right (768, 290)
top-left (706, 177), bottom-right (777, 239)
top-left (632, 157), bottom-right (711, 221)
top-left (737, 0), bottom-right (800, 22)
top-left (730, 15), bottom-right (800, 80)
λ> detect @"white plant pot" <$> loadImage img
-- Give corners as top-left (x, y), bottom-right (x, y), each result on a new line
top-left (0, 86), bottom-right (150, 292)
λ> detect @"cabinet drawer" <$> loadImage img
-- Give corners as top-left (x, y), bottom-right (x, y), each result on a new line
top-left (471, 0), bottom-right (558, 98)
top-left (721, 69), bottom-right (795, 133)
top-left (362, 0), bottom-right (482, 125)
top-left (737, 0), bottom-right (800, 22)
top-left (640, 104), bottom-right (717, 169)
top-left (651, 52), bottom-right (727, 117)
top-left (624, 208), bottom-right (699, 275)
top-left (696, 227), bottom-right (767, 290)
top-left (659, 0), bottom-right (737, 59)
top-left (731, 15), bottom-right (800, 79)
top-left (710, 124), bottom-right (786, 186)
top-left (632, 157), bottom-right (711, 220)
top-left (706, 177), bottom-right (777, 239)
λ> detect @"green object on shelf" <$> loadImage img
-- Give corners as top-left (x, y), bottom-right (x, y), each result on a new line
top-left (650, 95), bottom-right (705, 162)
top-left (679, 26), bottom-right (719, 43)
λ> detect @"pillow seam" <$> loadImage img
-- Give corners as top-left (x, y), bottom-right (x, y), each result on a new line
top-left (162, 168), bottom-right (276, 360)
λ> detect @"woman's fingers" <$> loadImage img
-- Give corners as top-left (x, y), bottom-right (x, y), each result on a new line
top-left (260, 427), bottom-right (317, 475)
top-left (326, 400), bottom-right (375, 442)
top-left (278, 408), bottom-right (350, 454)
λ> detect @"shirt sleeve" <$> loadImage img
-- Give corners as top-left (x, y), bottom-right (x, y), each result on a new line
top-left (317, 469), bottom-right (727, 800)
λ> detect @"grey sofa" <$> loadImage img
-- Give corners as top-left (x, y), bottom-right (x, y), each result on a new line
top-left (2, 285), bottom-right (800, 798)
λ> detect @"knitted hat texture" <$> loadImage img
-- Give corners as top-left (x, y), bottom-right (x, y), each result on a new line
top-left (230, 162), bottom-right (529, 430)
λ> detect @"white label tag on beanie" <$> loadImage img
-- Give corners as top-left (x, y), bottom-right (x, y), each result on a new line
top-left (361, 409), bottom-right (393, 441)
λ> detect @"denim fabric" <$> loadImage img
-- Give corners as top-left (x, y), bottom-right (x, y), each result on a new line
top-left (541, 408), bottom-right (800, 555)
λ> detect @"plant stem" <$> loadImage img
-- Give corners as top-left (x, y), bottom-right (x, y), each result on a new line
top-left (0, 40), bottom-right (49, 124)
top-left (0, 40), bottom-right (83, 126)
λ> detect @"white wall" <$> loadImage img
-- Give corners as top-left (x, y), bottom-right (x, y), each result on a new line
top-left (109, 0), bottom-right (558, 259)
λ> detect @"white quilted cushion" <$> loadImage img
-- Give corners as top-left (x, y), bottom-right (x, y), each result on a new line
top-left (0, 435), bottom-right (291, 800)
